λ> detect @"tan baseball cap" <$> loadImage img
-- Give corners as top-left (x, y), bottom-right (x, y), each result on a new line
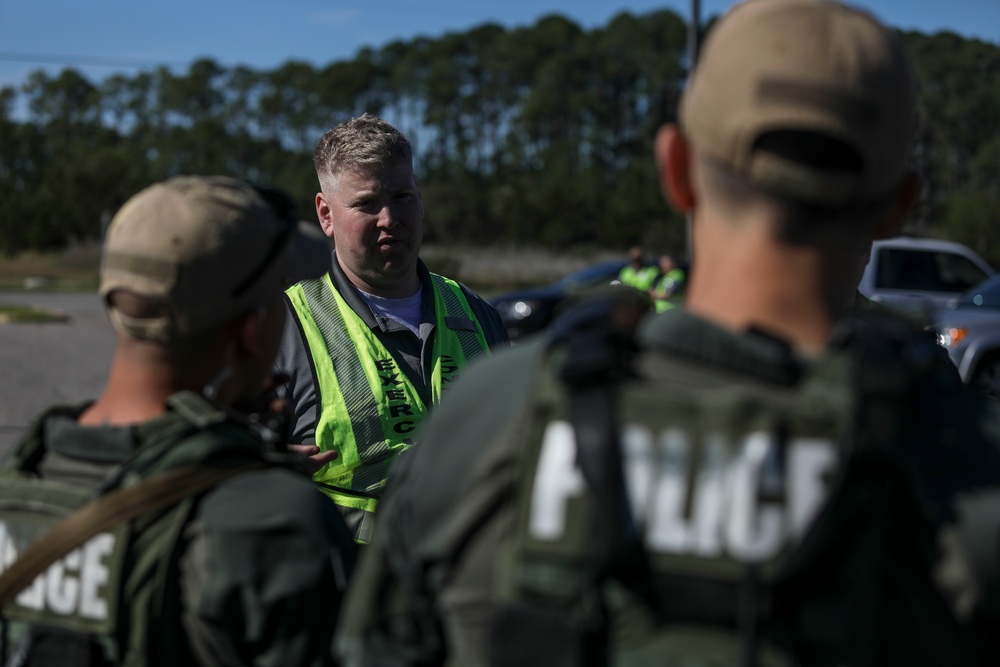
top-left (680, 0), bottom-right (918, 206)
top-left (100, 175), bottom-right (330, 342)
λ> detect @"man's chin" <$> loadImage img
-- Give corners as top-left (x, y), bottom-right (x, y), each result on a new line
top-left (366, 255), bottom-right (418, 283)
top-left (373, 247), bottom-right (416, 268)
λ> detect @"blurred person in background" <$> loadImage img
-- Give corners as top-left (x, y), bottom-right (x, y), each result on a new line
top-left (650, 254), bottom-right (687, 312)
top-left (617, 245), bottom-right (659, 291)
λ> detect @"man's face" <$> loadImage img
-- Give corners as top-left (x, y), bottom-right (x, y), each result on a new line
top-left (316, 160), bottom-right (424, 298)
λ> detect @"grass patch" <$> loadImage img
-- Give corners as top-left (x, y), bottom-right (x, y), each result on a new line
top-left (0, 243), bottom-right (627, 296)
top-left (0, 304), bottom-right (68, 323)
top-left (0, 243), bottom-right (101, 292)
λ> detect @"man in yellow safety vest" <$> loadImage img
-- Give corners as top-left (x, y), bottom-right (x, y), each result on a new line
top-left (276, 114), bottom-right (509, 543)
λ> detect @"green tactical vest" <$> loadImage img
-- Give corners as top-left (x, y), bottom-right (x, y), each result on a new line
top-left (487, 311), bottom-right (977, 667)
top-left (286, 272), bottom-right (490, 542)
top-left (0, 392), bottom-right (295, 667)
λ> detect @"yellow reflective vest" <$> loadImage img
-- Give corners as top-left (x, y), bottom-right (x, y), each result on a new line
top-left (618, 264), bottom-right (659, 291)
top-left (285, 273), bottom-right (490, 542)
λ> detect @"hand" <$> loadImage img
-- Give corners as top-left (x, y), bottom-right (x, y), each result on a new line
top-left (287, 444), bottom-right (339, 473)
top-left (228, 372), bottom-right (295, 445)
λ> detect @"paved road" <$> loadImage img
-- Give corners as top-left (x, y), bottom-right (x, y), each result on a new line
top-left (0, 291), bottom-right (114, 456)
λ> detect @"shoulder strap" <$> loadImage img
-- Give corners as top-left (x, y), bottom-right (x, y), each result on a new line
top-left (498, 289), bottom-right (650, 667)
top-left (0, 462), bottom-right (264, 608)
top-left (553, 290), bottom-right (646, 577)
top-left (1, 404), bottom-right (91, 476)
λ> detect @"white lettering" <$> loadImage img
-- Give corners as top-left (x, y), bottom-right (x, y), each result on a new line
top-left (0, 522), bottom-right (13, 570)
top-left (46, 548), bottom-right (82, 615)
top-left (726, 432), bottom-right (784, 562)
top-left (691, 435), bottom-right (727, 556)
top-left (0, 520), bottom-right (115, 620)
top-left (621, 424), bottom-right (655, 524)
top-left (788, 439), bottom-right (838, 537)
top-left (11, 523), bottom-right (45, 611)
top-left (646, 429), bottom-right (691, 552)
top-left (0, 522), bottom-right (44, 610)
top-left (527, 421), bottom-right (837, 563)
top-left (529, 421), bottom-right (585, 540)
top-left (79, 534), bottom-right (114, 619)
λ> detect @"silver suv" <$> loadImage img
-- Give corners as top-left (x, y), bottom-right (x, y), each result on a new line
top-left (933, 274), bottom-right (1000, 394)
top-left (858, 237), bottom-right (994, 313)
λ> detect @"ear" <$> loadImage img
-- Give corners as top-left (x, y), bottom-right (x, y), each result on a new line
top-left (872, 169), bottom-right (922, 240)
top-left (315, 192), bottom-right (336, 239)
top-left (654, 124), bottom-right (696, 213)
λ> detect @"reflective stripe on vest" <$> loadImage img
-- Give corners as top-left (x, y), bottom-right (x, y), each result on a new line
top-left (286, 273), bottom-right (490, 529)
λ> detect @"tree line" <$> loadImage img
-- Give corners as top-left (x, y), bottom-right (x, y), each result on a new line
top-left (1, 9), bottom-right (999, 265)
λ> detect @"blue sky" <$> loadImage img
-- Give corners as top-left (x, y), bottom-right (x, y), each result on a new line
top-left (1, 0), bottom-right (999, 92)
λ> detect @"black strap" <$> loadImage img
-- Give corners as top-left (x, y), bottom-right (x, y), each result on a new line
top-left (555, 290), bottom-right (653, 665)
top-left (555, 289), bottom-right (649, 577)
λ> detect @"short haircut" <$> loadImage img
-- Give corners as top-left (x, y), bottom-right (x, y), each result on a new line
top-left (107, 290), bottom-right (226, 363)
top-left (313, 114), bottom-right (413, 183)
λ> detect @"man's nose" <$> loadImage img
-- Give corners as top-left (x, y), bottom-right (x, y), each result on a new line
top-left (376, 204), bottom-right (399, 228)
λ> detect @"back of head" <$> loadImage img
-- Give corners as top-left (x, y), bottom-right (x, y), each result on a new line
top-left (681, 0), bottom-right (917, 210)
top-left (100, 175), bottom-right (329, 345)
top-left (313, 113), bottom-right (413, 184)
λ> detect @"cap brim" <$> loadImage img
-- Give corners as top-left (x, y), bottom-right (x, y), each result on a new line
top-left (286, 221), bottom-right (331, 284)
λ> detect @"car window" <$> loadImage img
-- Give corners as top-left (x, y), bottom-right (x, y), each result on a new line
top-left (959, 276), bottom-right (1000, 308)
top-left (874, 248), bottom-right (990, 292)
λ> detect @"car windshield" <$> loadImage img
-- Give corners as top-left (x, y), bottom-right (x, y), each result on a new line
top-left (958, 275), bottom-right (1000, 308)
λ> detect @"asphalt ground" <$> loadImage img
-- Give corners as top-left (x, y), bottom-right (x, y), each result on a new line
top-left (0, 291), bottom-right (114, 457)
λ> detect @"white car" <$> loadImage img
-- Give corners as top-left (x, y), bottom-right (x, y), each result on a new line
top-left (858, 237), bottom-right (995, 314)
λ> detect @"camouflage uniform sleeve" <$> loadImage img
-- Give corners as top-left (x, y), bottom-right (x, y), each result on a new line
top-left (180, 468), bottom-right (356, 667)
